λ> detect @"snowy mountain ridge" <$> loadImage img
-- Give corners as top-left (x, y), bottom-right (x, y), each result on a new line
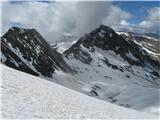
top-left (116, 31), bottom-right (160, 60)
top-left (1, 27), bottom-right (72, 77)
top-left (63, 25), bottom-right (160, 115)
top-left (0, 64), bottom-right (158, 119)
top-left (1, 25), bottom-right (160, 116)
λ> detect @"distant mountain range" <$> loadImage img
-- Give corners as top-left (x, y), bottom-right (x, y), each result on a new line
top-left (118, 30), bottom-right (160, 39)
top-left (1, 25), bottom-right (160, 115)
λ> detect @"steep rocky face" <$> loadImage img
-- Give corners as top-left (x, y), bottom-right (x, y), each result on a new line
top-left (1, 27), bottom-right (71, 77)
top-left (65, 25), bottom-right (160, 75)
top-left (117, 31), bottom-right (160, 62)
top-left (63, 25), bottom-right (160, 107)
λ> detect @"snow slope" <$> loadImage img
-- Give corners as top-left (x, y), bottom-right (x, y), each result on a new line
top-left (64, 25), bottom-right (160, 115)
top-left (0, 64), bottom-right (158, 119)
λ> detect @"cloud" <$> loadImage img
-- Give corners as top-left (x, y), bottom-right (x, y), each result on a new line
top-left (2, 1), bottom-right (62, 42)
top-left (139, 7), bottom-right (160, 34)
top-left (70, 1), bottom-right (112, 37)
top-left (102, 5), bottom-right (133, 33)
top-left (103, 5), bottom-right (131, 26)
top-left (120, 20), bottom-right (130, 26)
top-left (2, 1), bottom-right (133, 43)
top-left (111, 7), bottom-right (160, 35)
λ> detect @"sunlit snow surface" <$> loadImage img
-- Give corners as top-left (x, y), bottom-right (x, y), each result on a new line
top-left (0, 64), bottom-right (158, 119)
top-left (64, 44), bottom-right (160, 115)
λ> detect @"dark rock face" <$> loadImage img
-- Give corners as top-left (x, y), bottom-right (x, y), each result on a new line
top-left (1, 27), bottom-right (71, 77)
top-left (64, 25), bottom-right (160, 77)
top-left (1, 25), bottom-right (159, 79)
top-left (120, 32), bottom-right (160, 54)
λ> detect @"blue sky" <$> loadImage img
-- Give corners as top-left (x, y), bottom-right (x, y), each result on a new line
top-left (113, 1), bottom-right (160, 25)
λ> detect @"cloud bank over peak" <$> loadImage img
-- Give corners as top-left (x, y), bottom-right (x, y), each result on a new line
top-left (1, 1), bottom-right (132, 43)
top-left (1, 1), bottom-right (159, 43)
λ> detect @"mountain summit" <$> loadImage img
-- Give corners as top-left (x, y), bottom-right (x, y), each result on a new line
top-left (63, 25), bottom-right (160, 113)
top-left (1, 27), bottom-right (71, 77)
top-left (65, 25), bottom-right (159, 72)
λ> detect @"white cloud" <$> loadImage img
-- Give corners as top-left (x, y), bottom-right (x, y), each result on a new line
top-left (111, 7), bottom-right (160, 35)
top-left (139, 7), bottom-right (160, 34)
top-left (120, 20), bottom-right (130, 26)
top-left (2, 1), bottom-right (133, 43)
top-left (2, 1), bottom-right (65, 42)
top-left (70, 1), bottom-right (112, 37)
top-left (103, 5), bottom-right (131, 26)
top-left (147, 7), bottom-right (160, 21)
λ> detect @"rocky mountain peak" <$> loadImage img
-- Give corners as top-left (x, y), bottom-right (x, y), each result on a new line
top-left (1, 27), bottom-right (72, 77)
top-left (98, 25), bottom-right (113, 31)
top-left (89, 25), bottom-right (117, 40)
top-left (65, 25), bottom-right (160, 74)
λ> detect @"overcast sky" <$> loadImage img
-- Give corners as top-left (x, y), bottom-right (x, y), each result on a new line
top-left (1, 1), bottom-right (160, 43)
